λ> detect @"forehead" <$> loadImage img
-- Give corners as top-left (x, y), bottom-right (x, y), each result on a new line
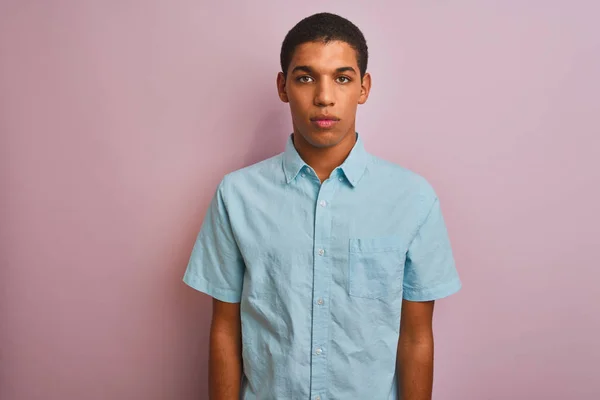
top-left (289, 40), bottom-right (359, 72)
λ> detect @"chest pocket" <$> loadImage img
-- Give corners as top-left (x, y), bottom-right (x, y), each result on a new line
top-left (348, 236), bottom-right (405, 300)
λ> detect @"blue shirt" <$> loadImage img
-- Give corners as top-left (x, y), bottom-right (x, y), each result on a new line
top-left (183, 133), bottom-right (461, 400)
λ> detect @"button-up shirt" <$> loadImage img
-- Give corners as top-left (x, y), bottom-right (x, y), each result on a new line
top-left (183, 133), bottom-right (461, 399)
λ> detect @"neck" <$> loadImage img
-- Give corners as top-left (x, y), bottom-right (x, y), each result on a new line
top-left (292, 130), bottom-right (357, 182)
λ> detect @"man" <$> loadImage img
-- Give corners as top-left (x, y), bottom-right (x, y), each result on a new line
top-left (184, 12), bottom-right (461, 400)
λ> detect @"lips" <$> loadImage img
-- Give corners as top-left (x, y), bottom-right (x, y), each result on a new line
top-left (311, 116), bottom-right (340, 129)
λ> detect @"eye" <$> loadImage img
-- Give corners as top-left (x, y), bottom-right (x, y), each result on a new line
top-left (297, 76), bottom-right (314, 83)
top-left (336, 76), bottom-right (351, 84)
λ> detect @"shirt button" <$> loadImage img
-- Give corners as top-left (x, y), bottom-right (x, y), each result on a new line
top-left (319, 200), bottom-right (327, 207)
top-left (317, 298), bottom-right (324, 305)
top-left (301, 173), bottom-right (306, 177)
top-left (315, 347), bottom-right (322, 355)
top-left (318, 249), bottom-right (325, 256)
top-left (315, 396), bottom-right (321, 400)
top-left (338, 177), bottom-right (343, 181)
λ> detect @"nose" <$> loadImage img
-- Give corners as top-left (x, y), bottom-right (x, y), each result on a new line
top-left (314, 80), bottom-right (335, 107)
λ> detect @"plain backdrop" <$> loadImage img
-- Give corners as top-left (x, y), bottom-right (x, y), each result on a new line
top-left (1, 1), bottom-right (599, 399)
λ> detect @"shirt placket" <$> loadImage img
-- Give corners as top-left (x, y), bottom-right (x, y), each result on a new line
top-left (309, 175), bottom-right (338, 400)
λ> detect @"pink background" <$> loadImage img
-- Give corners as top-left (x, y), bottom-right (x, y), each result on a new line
top-left (1, 1), bottom-right (599, 399)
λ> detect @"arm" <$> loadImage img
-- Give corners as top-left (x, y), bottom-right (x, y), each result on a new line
top-left (397, 299), bottom-right (435, 400)
top-left (209, 298), bottom-right (243, 400)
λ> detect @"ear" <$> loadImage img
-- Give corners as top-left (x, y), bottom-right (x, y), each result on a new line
top-left (358, 72), bottom-right (372, 105)
top-left (277, 72), bottom-right (289, 103)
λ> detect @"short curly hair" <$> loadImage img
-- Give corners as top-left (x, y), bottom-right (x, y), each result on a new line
top-left (280, 12), bottom-right (368, 79)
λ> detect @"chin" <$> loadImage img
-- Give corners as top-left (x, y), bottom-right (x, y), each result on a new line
top-left (302, 130), bottom-right (345, 148)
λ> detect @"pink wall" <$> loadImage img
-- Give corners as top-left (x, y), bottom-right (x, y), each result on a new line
top-left (1, 1), bottom-right (598, 399)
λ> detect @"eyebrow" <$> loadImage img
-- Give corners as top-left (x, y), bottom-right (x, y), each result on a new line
top-left (291, 65), bottom-right (357, 75)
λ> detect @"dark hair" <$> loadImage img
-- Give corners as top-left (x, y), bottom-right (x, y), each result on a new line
top-left (280, 12), bottom-right (368, 79)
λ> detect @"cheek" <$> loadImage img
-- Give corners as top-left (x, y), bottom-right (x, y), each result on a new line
top-left (288, 97), bottom-right (311, 119)
top-left (341, 96), bottom-right (360, 115)
top-left (338, 87), bottom-right (360, 104)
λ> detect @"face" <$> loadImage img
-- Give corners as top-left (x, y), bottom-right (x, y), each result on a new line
top-left (277, 40), bottom-right (371, 149)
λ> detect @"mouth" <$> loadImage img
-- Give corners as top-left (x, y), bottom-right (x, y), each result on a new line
top-left (310, 116), bottom-right (340, 129)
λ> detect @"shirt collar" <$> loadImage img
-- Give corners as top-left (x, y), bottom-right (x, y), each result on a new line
top-left (282, 132), bottom-right (369, 187)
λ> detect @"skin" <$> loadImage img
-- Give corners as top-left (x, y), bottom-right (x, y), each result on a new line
top-left (398, 300), bottom-right (436, 400)
top-left (276, 40), bottom-right (371, 181)
top-left (209, 40), bottom-right (436, 400)
top-left (209, 299), bottom-right (242, 400)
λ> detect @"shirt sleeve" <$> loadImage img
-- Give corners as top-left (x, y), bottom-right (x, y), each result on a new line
top-left (402, 197), bottom-right (462, 301)
top-left (183, 178), bottom-right (245, 303)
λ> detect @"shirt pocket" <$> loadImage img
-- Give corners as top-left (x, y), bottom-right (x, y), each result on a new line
top-left (348, 236), bottom-right (405, 300)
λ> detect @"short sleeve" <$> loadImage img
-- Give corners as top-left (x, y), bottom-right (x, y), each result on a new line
top-left (403, 197), bottom-right (462, 301)
top-left (183, 178), bottom-right (245, 303)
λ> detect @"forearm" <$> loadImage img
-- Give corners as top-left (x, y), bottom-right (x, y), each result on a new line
top-left (209, 323), bottom-right (243, 400)
top-left (397, 336), bottom-right (434, 400)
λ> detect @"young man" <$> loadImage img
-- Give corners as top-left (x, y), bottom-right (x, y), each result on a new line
top-left (184, 12), bottom-right (461, 400)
